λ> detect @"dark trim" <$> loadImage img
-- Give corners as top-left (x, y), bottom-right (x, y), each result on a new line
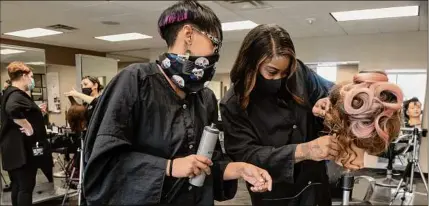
top-left (0, 38), bottom-right (106, 66)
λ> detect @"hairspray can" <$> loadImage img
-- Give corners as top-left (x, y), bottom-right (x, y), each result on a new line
top-left (189, 123), bottom-right (219, 187)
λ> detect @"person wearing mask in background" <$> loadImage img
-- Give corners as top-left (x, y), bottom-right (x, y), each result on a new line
top-left (65, 76), bottom-right (103, 124)
top-left (53, 76), bottom-right (103, 178)
top-left (220, 24), bottom-right (338, 206)
top-left (83, 0), bottom-right (272, 205)
top-left (0, 62), bottom-right (53, 206)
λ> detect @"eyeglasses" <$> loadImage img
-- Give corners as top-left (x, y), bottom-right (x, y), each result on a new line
top-left (192, 27), bottom-right (222, 54)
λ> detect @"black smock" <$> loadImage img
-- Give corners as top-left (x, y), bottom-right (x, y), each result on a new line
top-left (84, 97), bottom-right (98, 125)
top-left (0, 86), bottom-right (53, 171)
top-left (220, 60), bottom-right (334, 206)
top-left (83, 63), bottom-right (237, 205)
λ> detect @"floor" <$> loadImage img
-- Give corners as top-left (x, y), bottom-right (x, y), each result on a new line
top-left (0, 155), bottom-right (427, 205)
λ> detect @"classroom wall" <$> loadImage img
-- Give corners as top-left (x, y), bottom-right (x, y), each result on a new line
top-left (149, 31), bottom-right (428, 73)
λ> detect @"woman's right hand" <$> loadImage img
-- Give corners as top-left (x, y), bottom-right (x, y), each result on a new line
top-left (64, 88), bottom-right (80, 98)
top-left (171, 155), bottom-right (213, 178)
top-left (298, 135), bottom-right (340, 161)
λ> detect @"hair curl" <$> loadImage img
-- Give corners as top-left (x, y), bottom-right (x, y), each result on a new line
top-left (323, 71), bottom-right (403, 168)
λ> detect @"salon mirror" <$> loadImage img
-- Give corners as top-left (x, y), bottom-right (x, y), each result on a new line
top-left (1, 44), bottom-right (47, 105)
top-left (75, 54), bottom-right (119, 93)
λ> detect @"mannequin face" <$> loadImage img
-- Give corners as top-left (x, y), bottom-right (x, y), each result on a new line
top-left (407, 101), bottom-right (422, 118)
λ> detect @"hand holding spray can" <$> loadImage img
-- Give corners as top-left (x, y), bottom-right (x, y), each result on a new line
top-left (189, 123), bottom-right (219, 187)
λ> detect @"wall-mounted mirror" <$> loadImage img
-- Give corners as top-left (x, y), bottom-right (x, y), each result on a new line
top-left (75, 54), bottom-right (119, 93)
top-left (1, 44), bottom-right (47, 106)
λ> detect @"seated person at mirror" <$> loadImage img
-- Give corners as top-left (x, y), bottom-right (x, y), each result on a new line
top-left (403, 97), bottom-right (422, 128)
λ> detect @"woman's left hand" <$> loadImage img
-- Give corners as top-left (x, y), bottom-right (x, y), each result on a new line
top-left (39, 103), bottom-right (47, 115)
top-left (313, 97), bottom-right (330, 118)
top-left (239, 163), bottom-right (272, 193)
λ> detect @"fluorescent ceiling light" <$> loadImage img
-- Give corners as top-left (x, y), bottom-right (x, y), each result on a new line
top-left (385, 69), bottom-right (427, 73)
top-left (4, 28), bottom-right (63, 38)
top-left (331, 6), bottom-right (419, 22)
top-left (95, 33), bottom-right (152, 42)
top-left (222, 20), bottom-right (258, 31)
top-left (26, 62), bottom-right (45, 65)
top-left (0, 49), bottom-right (25, 55)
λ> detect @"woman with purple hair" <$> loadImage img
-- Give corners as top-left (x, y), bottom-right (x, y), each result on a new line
top-left (83, 0), bottom-right (272, 205)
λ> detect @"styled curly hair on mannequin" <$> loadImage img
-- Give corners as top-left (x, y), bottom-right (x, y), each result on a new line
top-left (323, 71), bottom-right (403, 168)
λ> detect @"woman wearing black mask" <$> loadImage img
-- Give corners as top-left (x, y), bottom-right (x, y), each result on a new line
top-left (65, 76), bottom-right (103, 124)
top-left (220, 24), bottom-right (339, 206)
top-left (82, 0), bottom-right (272, 205)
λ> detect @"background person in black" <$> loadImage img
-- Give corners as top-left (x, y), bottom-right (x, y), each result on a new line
top-left (83, 0), bottom-right (272, 205)
top-left (55, 77), bottom-right (103, 179)
top-left (65, 76), bottom-right (103, 124)
top-left (220, 24), bottom-right (340, 206)
top-left (0, 62), bottom-right (53, 206)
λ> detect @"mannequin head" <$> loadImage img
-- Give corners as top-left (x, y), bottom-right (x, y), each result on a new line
top-left (322, 71), bottom-right (403, 169)
top-left (403, 97), bottom-right (422, 126)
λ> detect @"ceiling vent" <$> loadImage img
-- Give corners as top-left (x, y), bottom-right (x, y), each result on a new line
top-left (216, 0), bottom-right (271, 11)
top-left (45, 24), bottom-right (78, 33)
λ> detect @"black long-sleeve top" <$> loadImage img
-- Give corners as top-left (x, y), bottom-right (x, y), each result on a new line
top-left (0, 86), bottom-right (52, 171)
top-left (220, 60), bottom-right (334, 206)
top-left (83, 63), bottom-right (237, 205)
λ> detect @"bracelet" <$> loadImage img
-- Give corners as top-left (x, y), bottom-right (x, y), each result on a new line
top-left (169, 159), bottom-right (174, 177)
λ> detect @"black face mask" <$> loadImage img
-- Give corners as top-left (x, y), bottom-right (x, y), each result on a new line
top-left (82, 88), bottom-right (92, 96)
top-left (157, 53), bottom-right (219, 93)
top-left (255, 74), bottom-right (283, 95)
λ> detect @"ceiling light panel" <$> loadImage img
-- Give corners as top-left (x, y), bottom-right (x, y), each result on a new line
top-left (0, 49), bottom-right (26, 55)
top-left (222, 20), bottom-right (258, 31)
top-left (95, 33), bottom-right (153, 42)
top-left (331, 6), bottom-right (419, 22)
top-left (4, 28), bottom-right (63, 38)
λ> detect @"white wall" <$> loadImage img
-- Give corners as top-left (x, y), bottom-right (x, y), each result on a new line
top-left (77, 55), bottom-right (118, 89)
top-left (336, 65), bottom-right (358, 83)
top-left (149, 31), bottom-right (428, 73)
top-left (46, 64), bottom-right (76, 126)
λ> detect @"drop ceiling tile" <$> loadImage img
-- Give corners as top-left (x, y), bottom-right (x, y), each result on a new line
top-left (339, 17), bottom-right (419, 35)
top-left (201, 1), bottom-right (246, 22)
top-left (62, 2), bottom-right (132, 19)
top-left (112, 1), bottom-right (176, 12)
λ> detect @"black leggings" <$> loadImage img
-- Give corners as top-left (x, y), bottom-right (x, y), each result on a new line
top-left (8, 164), bottom-right (38, 206)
